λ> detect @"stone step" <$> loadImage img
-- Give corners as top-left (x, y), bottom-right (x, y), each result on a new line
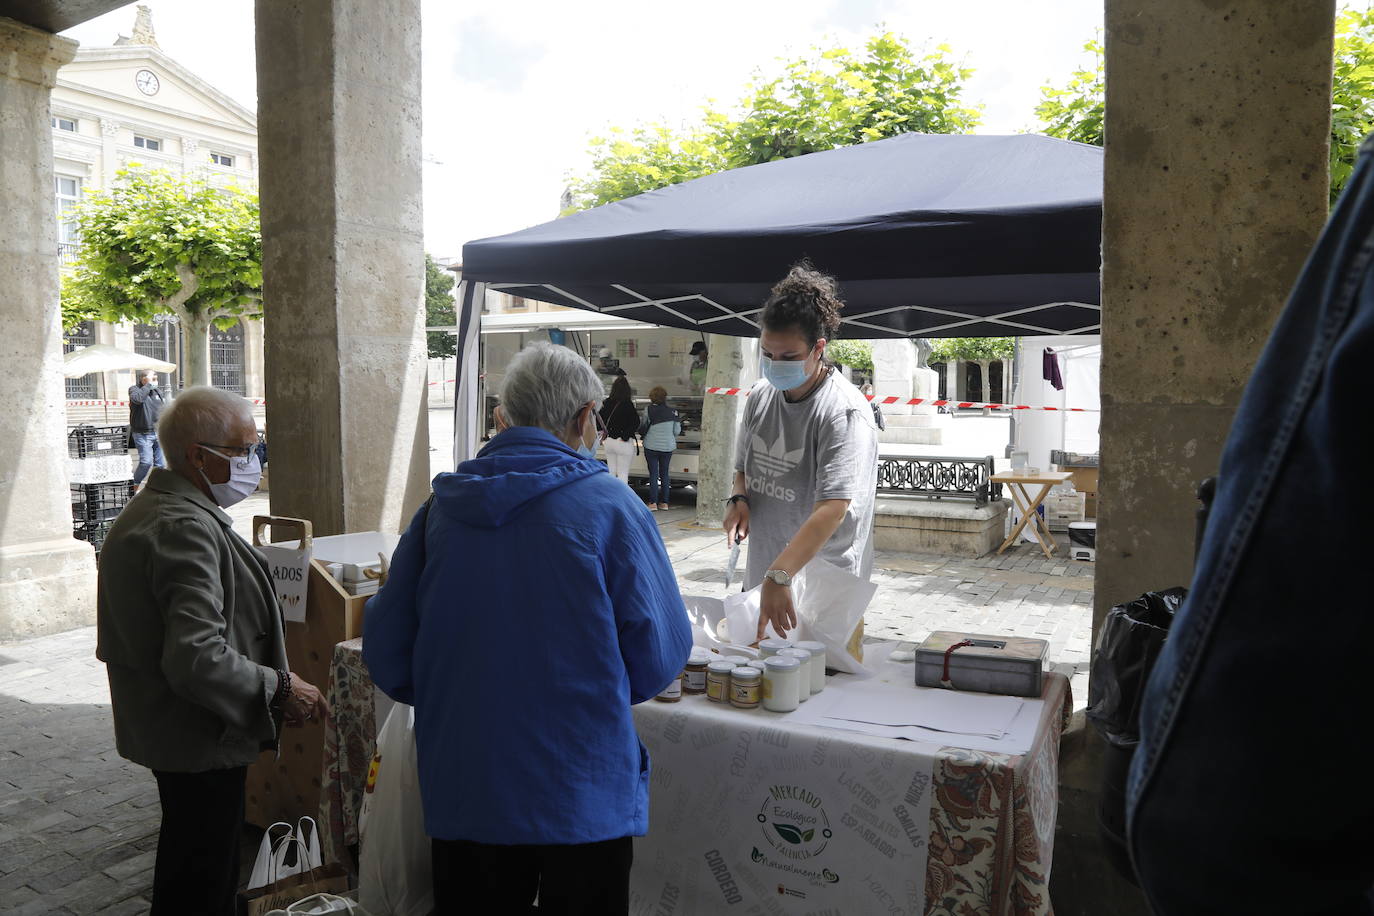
top-left (882, 414), bottom-right (939, 428)
top-left (878, 427), bottom-right (944, 445)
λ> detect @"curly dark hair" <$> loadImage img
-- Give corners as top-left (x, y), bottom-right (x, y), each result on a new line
top-left (760, 261), bottom-right (844, 346)
top-left (609, 375), bottom-right (632, 401)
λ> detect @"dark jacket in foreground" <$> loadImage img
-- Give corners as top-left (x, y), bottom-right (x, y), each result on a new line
top-left (96, 468), bottom-right (286, 772)
top-left (364, 426), bottom-right (693, 845)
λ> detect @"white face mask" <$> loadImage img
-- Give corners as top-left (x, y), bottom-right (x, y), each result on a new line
top-left (148, 379), bottom-right (158, 387)
top-left (198, 445), bottom-right (262, 507)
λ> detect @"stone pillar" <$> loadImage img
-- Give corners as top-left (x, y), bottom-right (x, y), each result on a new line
top-left (1095, 1), bottom-right (1334, 630)
top-left (0, 19), bottom-right (96, 639)
top-left (255, 0), bottom-right (430, 537)
top-left (694, 333), bottom-right (758, 528)
top-left (98, 117), bottom-right (119, 186)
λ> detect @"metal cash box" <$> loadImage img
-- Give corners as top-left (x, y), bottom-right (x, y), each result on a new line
top-left (914, 630), bottom-right (1048, 698)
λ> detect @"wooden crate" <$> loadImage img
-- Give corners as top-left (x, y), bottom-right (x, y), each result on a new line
top-left (245, 557), bottom-right (368, 828)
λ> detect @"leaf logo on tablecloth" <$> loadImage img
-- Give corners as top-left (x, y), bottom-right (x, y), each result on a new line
top-left (772, 823), bottom-right (815, 845)
top-left (758, 784), bottom-right (832, 859)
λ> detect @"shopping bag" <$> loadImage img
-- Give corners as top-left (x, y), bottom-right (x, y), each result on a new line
top-left (253, 516), bottom-right (313, 623)
top-left (247, 822), bottom-right (303, 890)
top-left (357, 704), bottom-right (433, 916)
top-left (240, 838), bottom-right (350, 916)
top-left (297, 816), bottom-right (323, 871)
top-left (263, 892), bottom-right (365, 915)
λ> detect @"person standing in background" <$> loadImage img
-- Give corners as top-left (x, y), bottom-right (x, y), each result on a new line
top-left (639, 386), bottom-right (681, 511)
top-left (688, 341), bottom-right (709, 395)
top-left (599, 375), bottom-right (640, 485)
top-left (129, 370), bottom-right (167, 488)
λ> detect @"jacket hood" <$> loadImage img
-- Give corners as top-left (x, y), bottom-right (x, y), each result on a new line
top-left (433, 427), bottom-right (605, 527)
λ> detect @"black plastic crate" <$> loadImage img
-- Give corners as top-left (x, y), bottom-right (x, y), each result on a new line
top-left (73, 519), bottom-right (116, 553)
top-left (68, 424), bottom-right (129, 459)
top-left (71, 481), bottom-right (130, 523)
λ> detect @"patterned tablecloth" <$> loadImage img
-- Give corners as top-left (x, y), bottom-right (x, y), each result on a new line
top-left (318, 640), bottom-right (1070, 914)
top-left (318, 637), bottom-right (375, 870)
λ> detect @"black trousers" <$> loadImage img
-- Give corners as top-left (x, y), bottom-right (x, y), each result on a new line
top-left (150, 766), bottom-right (246, 916)
top-left (431, 836), bottom-right (633, 916)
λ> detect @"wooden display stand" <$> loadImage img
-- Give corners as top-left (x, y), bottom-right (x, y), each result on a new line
top-left (245, 518), bottom-right (369, 829)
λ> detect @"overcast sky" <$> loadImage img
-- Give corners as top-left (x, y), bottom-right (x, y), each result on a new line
top-left (63, 0), bottom-right (1106, 259)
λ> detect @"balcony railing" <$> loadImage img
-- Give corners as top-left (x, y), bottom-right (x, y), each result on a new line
top-left (875, 455), bottom-right (1002, 506)
top-left (58, 242), bottom-right (78, 265)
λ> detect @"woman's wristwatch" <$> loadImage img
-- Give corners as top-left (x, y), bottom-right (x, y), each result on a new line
top-left (764, 569), bottom-right (793, 587)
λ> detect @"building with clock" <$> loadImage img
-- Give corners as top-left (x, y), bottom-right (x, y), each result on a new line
top-left (55, 5), bottom-right (265, 416)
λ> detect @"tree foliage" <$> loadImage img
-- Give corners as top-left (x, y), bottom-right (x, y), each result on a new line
top-left (61, 167), bottom-right (261, 386)
top-left (928, 337), bottom-right (1015, 363)
top-left (1332, 7), bottom-right (1374, 205)
top-left (564, 32), bottom-right (981, 212)
top-left (1033, 38), bottom-right (1103, 146)
top-left (425, 254), bottom-right (457, 359)
top-left (1037, 14), bottom-right (1374, 205)
top-left (826, 339), bottom-right (874, 372)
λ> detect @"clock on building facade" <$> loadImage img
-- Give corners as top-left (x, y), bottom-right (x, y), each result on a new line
top-left (135, 69), bottom-right (160, 96)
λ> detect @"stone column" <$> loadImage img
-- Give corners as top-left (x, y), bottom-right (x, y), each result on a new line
top-left (694, 333), bottom-right (758, 528)
top-left (0, 19), bottom-right (96, 639)
top-left (1095, 1), bottom-right (1335, 629)
top-left (98, 117), bottom-right (119, 186)
top-left (255, 0), bottom-right (430, 536)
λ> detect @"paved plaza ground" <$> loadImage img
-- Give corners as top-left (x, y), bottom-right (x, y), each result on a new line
top-left (9, 411), bottom-right (1090, 911)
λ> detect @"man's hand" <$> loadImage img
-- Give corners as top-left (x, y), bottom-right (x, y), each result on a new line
top-left (724, 500), bottom-right (750, 548)
top-left (758, 579), bottom-right (798, 641)
top-left (283, 673), bottom-right (330, 727)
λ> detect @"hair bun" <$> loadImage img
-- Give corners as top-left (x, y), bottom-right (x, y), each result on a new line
top-left (763, 260), bottom-right (844, 340)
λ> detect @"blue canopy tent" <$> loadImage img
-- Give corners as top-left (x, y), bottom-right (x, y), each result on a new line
top-left (453, 132), bottom-right (1103, 458)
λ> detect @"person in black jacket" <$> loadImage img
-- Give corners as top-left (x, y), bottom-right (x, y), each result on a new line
top-left (598, 375), bottom-right (640, 485)
top-left (129, 370), bottom-right (167, 486)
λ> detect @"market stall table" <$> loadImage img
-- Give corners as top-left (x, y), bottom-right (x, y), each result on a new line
top-left (991, 470), bottom-right (1074, 559)
top-left (318, 641), bottom-right (1069, 913)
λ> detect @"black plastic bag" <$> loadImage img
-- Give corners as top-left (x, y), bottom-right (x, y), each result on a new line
top-left (1086, 587), bottom-right (1187, 748)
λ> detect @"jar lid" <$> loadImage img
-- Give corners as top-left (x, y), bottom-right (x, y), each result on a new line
top-left (778, 648), bottom-right (811, 661)
top-left (793, 641), bottom-right (826, 655)
top-left (764, 656), bottom-right (800, 671)
top-left (707, 661), bottom-right (736, 673)
top-left (688, 648), bottom-right (712, 664)
top-left (723, 655), bottom-right (753, 667)
top-left (758, 638), bottom-right (792, 651)
top-left (732, 666), bottom-right (761, 679)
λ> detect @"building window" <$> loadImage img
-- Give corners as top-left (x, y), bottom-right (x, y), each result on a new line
top-left (210, 151), bottom-right (235, 167)
top-left (508, 296), bottom-right (528, 311)
top-left (64, 321), bottom-right (98, 400)
top-left (134, 319), bottom-right (182, 395)
top-left (210, 321), bottom-right (246, 395)
top-left (55, 175), bottom-right (82, 263)
top-left (133, 135), bottom-right (161, 151)
top-left (51, 116), bottom-right (77, 132)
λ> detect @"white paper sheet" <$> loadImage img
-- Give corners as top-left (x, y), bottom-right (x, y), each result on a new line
top-left (819, 682), bottom-right (1022, 738)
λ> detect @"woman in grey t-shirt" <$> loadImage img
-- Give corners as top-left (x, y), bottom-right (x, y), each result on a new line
top-left (724, 263), bottom-right (879, 643)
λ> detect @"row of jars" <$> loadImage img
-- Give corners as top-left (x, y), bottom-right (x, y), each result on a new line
top-left (655, 639), bottom-right (827, 713)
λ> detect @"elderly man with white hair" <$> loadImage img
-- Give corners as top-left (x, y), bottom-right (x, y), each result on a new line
top-left (365, 342), bottom-right (693, 916)
top-left (96, 385), bottom-right (328, 916)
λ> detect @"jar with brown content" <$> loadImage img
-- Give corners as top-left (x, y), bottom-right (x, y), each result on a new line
top-left (683, 649), bottom-right (711, 695)
top-left (729, 666), bottom-right (762, 709)
top-left (705, 660), bottom-right (734, 703)
top-left (654, 671), bottom-right (683, 703)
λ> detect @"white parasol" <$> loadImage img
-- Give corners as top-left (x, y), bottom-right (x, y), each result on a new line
top-left (62, 343), bottom-right (176, 378)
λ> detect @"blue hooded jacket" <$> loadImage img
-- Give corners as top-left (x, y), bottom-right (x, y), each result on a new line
top-left (363, 426), bottom-right (693, 845)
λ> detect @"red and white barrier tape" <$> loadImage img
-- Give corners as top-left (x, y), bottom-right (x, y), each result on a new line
top-left (705, 387), bottom-right (1098, 413)
top-left (67, 398), bottom-right (267, 407)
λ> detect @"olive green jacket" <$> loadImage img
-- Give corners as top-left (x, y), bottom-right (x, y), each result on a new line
top-left (96, 467), bottom-right (288, 772)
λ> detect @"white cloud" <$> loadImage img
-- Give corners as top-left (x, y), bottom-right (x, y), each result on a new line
top-left (63, 0), bottom-right (1104, 259)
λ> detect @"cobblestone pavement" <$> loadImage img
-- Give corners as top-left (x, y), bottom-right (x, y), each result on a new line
top-left (1, 491), bottom-right (1090, 912)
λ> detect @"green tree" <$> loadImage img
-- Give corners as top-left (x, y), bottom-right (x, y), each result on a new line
top-left (1037, 13), bottom-right (1374, 206)
top-left (425, 254), bottom-right (457, 358)
top-left (1033, 38), bottom-right (1103, 146)
top-left (929, 337), bottom-right (1015, 403)
top-left (564, 32), bottom-right (980, 212)
top-left (826, 339), bottom-right (874, 373)
top-left (61, 167), bottom-right (261, 387)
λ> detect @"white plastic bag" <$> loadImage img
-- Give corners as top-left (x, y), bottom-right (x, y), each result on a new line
top-left (297, 816), bottom-right (323, 871)
top-left (248, 822), bottom-right (303, 890)
top-left (705, 558), bottom-right (877, 676)
top-left (681, 594), bottom-right (759, 656)
top-left (357, 704), bottom-right (434, 916)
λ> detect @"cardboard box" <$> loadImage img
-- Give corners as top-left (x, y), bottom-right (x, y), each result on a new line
top-left (1056, 465), bottom-right (1099, 494)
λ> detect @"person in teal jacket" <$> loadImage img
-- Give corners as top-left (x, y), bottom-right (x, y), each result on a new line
top-left (363, 341), bottom-right (692, 916)
top-left (638, 385), bottom-right (682, 511)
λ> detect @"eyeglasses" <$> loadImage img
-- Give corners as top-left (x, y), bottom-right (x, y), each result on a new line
top-left (199, 442), bottom-right (258, 471)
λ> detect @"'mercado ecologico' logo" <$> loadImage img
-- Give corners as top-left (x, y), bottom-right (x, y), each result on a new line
top-left (751, 432), bottom-right (805, 478)
top-left (758, 784), bottom-right (832, 860)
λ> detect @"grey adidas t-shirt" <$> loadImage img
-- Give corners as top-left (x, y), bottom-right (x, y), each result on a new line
top-left (733, 371), bottom-right (879, 589)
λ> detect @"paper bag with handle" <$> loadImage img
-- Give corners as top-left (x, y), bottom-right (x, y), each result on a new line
top-left (239, 832), bottom-right (349, 916)
top-left (253, 516), bottom-right (313, 623)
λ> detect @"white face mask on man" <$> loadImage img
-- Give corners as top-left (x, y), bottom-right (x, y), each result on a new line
top-left (197, 445), bottom-right (262, 507)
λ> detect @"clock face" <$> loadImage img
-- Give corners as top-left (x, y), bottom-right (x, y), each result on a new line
top-left (135, 69), bottom-right (160, 96)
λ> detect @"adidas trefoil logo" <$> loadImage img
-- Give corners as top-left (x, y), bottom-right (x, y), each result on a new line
top-left (751, 431), bottom-right (805, 478)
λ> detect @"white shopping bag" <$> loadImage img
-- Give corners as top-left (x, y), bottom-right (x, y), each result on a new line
top-left (248, 823), bottom-right (301, 890)
top-left (358, 704), bottom-right (433, 916)
top-left (297, 816), bottom-right (323, 871)
top-left (254, 516), bottom-right (313, 623)
top-left (696, 557), bottom-right (877, 676)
